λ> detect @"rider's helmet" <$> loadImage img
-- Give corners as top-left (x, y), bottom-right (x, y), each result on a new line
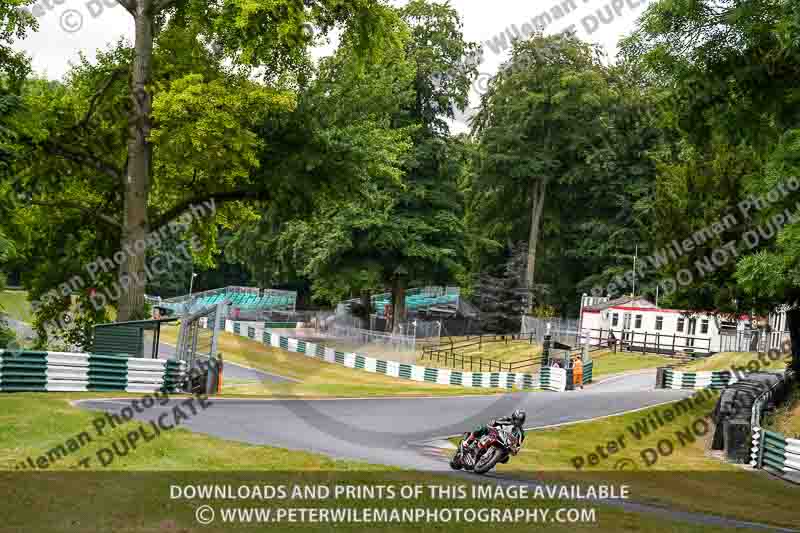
top-left (511, 409), bottom-right (526, 427)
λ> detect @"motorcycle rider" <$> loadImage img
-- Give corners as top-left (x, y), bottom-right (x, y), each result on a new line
top-left (463, 409), bottom-right (526, 461)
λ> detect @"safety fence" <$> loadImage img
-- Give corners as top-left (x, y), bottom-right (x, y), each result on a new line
top-left (329, 323), bottom-right (417, 353)
top-left (225, 320), bottom-right (569, 392)
top-left (662, 369), bottom-right (736, 390)
top-left (749, 371), bottom-right (798, 483)
top-left (0, 350), bottom-right (187, 393)
top-left (751, 428), bottom-right (800, 482)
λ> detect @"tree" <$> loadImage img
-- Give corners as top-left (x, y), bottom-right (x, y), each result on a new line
top-left (225, 9), bottom-right (417, 315)
top-left (8, 0), bottom-right (396, 323)
top-left (229, 0), bottom-right (479, 333)
top-left (0, 1), bottom-right (402, 351)
top-left (477, 242), bottom-right (529, 333)
top-left (620, 0), bottom-right (800, 369)
top-left (472, 34), bottom-right (613, 307)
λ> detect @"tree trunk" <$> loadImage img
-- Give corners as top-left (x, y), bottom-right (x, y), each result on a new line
top-left (786, 308), bottom-right (800, 372)
top-left (118, 2), bottom-right (155, 322)
top-left (392, 276), bottom-right (407, 335)
top-left (360, 290), bottom-right (371, 330)
top-left (525, 178), bottom-right (547, 310)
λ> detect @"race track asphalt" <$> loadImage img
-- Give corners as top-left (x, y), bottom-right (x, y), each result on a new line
top-left (78, 370), bottom-right (688, 471)
top-left (77, 371), bottom-right (796, 530)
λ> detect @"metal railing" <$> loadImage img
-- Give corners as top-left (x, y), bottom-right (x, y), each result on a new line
top-left (587, 328), bottom-right (713, 355)
top-left (421, 333), bottom-right (541, 372)
top-left (751, 371), bottom-right (795, 429)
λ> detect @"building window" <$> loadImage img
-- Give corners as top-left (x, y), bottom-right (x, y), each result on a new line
top-left (701, 319), bottom-right (709, 334)
top-left (655, 316), bottom-right (663, 331)
top-left (634, 315), bottom-right (642, 329)
top-left (612, 313), bottom-right (619, 327)
top-left (677, 317), bottom-right (685, 332)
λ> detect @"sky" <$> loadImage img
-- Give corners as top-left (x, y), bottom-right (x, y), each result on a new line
top-left (15, 0), bottom-right (650, 131)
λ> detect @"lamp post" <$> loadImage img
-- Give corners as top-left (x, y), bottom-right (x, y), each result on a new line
top-left (189, 272), bottom-right (198, 296)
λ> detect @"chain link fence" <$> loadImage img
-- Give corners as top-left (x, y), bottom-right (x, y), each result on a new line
top-left (521, 316), bottom-right (581, 346)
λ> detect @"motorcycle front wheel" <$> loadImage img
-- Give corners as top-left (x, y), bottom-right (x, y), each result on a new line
top-left (449, 451), bottom-right (463, 470)
top-left (473, 446), bottom-right (505, 474)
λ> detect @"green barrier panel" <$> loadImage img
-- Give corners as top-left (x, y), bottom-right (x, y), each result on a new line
top-left (424, 368), bottom-right (438, 383)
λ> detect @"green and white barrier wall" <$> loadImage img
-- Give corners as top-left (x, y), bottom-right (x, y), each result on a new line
top-left (663, 369), bottom-right (735, 390)
top-left (226, 320), bottom-right (569, 392)
top-left (751, 428), bottom-right (800, 483)
top-left (0, 351), bottom-right (187, 393)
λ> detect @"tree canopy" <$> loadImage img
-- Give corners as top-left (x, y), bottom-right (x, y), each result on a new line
top-left (2, 0), bottom-right (800, 370)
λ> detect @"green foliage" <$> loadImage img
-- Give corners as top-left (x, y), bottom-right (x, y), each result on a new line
top-left (229, 1), bottom-right (477, 310)
top-left (0, 1), bottom-right (34, 86)
top-left (469, 33), bottom-right (618, 311)
top-left (1, 1), bottom-right (398, 342)
top-left (619, 0), bottom-right (800, 316)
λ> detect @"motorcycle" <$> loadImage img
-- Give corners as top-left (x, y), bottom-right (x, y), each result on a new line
top-left (450, 425), bottom-right (521, 474)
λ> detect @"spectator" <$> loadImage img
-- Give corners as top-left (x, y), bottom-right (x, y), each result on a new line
top-left (607, 330), bottom-right (616, 349)
top-left (572, 356), bottom-right (584, 389)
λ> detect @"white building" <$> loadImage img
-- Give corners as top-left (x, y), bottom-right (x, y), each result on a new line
top-left (578, 295), bottom-right (758, 355)
top-left (767, 306), bottom-right (792, 352)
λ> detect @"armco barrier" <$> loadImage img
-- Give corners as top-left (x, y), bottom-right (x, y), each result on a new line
top-left (0, 351), bottom-right (187, 393)
top-left (226, 320), bottom-right (569, 392)
top-left (749, 370), bottom-right (798, 483)
top-left (751, 428), bottom-right (800, 483)
top-left (663, 369), bottom-right (735, 390)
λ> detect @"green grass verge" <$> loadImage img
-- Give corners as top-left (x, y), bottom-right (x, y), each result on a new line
top-left (587, 350), bottom-right (672, 379)
top-left (0, 393), bottom-right (377, 472)
top-left (0, 394), bottom-right (763, 532)
top-left (160, 327), bottom-right (509, 398)
top-left (680, 351), bottom-right (791, 372)
top-left (766, 386), bottom-right (800, 438)
top-left (0, 289), bottom-right (33, 322)
top-left (454, 392), bottom-right (798, 528)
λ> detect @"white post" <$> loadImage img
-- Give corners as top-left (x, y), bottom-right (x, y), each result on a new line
top-left (632, 244), bottom-right (638, 298)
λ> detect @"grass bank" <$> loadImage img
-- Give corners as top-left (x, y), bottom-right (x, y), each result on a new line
top-left (587, 350), bottom-right (672, 379)
top-left (160, 326), bottom-right (507, 398)
top-left (766, 385), bottom-right (800, 438)
top-left (680, 351), bottom-right (790, 372)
